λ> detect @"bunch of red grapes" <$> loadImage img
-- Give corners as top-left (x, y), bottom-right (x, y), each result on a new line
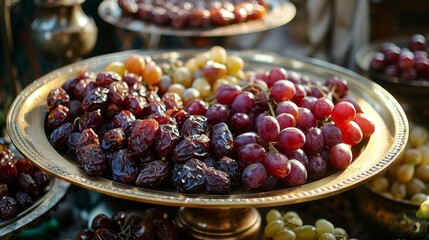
top-left (0, 145), bottom-right (51, 220)
top-left (370, 33), bottom-right (429, 82)
top-left (77, 208), bottom-right (179, 240)
top-left (118, 0), bottom-right (269, 29)
top-left (45, 54), bottom-right (375, 195)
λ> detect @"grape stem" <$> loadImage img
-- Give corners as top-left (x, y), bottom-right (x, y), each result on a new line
top-left (241, 82), bottom-right (276, 117)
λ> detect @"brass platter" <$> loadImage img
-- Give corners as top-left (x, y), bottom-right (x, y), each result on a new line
top-left (7, 50), bottom-right (408, 208)
top-left (98, 0), bottom-right (296, 37)
top-left (0, 178), bottom-right (69, 238)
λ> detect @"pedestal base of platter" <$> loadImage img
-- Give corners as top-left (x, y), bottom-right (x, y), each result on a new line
top-left (175, 207), bottom-right (261, 240)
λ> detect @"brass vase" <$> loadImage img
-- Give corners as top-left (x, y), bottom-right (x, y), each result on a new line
top-left (31, 0), bottom-right (97, 64)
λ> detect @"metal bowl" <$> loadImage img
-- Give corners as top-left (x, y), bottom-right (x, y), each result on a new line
top-left (355, 36), bottom-right (429, 117)
top-left (0, 178), bottom-right (69, 239)
top-left (356, 184), bottom-right (429, 239)
top-left (7, 49), bottom-right (407, 208)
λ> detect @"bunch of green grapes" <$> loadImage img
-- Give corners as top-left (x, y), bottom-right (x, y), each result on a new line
top-left (158, 46), bottom-right (246, 105)
top-left (370, 122), bottom-right (429, 204)
top-left (264, 209), bottom-right (356, 240)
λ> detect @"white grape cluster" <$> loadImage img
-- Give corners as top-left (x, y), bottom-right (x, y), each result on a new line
top-left (370, 122), bottom-right (429, 204)
top-left (264, 209), bottom-right (356, 240)
top-left (158, 46), bottom-right (246, 105)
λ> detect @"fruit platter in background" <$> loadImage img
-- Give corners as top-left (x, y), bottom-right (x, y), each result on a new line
top-left (355, 33), bottom-right (429, 116)
top-left (45, 45), bottom-right (375, 194)
top-left (98, 0), bottom-right (296, 37)
top-left (0, 142), bottom-right (69, 239)
top-left (76, 208), bottom-right (180, 240)
top-left (117, 0), bottom-right (271, 29)
top-left (6, 46), bottom-right (407, 208)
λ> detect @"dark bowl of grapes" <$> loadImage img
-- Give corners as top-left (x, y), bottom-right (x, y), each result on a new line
top-left (355, 33), bottom-right (429, 116)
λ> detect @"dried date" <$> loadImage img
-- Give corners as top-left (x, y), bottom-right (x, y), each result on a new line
top-left (180, 115), bottom-right (207, 137)
top-left (111, 149), bottom-right (138, 184)
top-left (177, 158), bottom-right (207, 193)
top-left (172, 134), bottom-right (210, 164)
top-left (210, 122), bottom-right (233, 157)
top-left (205, 167), bottom-right (231, 194)
top-left (78, 144), bottom-right (106, 177)
top-left (49, 122), bottom-right (75, 150)
top-left (155, 124), bottom-right (180, 158)
top-left (135, 160), bottom-right (171, 188)
top-left (101, 128), bottom-right (127, 152)
top-left (128, 119), bottom-right (159, 157)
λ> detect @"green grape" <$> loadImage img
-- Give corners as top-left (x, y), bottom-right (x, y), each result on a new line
top-left (315, 218), bottom-right (334, 236)
top-left (283, 211), bottom-right (300, 220)
top-left (226, 55), bottom-right (244, 74)
top-left (182, 88), bottom-right (200, 105)
top-left (167, 83), bottom-right (186, 98)
top-left (410, 193), bottom-right (427, 204)
top-left (415, 164), bottom-right (429, 181)
top-left (402, 148), bottom-right (422, 165)
top-left (285, 216), bottom-right (303, 230)
top-left (266, 209), bottom-right (283, 223)
top-left (294, 225), bottom-right (317, 240)
top-left (391, 181), bottom-right (407, 199)
top-left (370, 176), bottom-right (390, 192)
top-left (410, 125), bottom-right (428, 147)
top-left (416, 200), bottom-right (429, 219)
top-left (318, 232), bottom-right (336, 240)
top-left (264, 219), bottom-right (285, 238)
top-left (418, 145), bottom-right (429, 165)
top-left (195, 52), bottom-right (210, 68)
top-left (273, 228), bottom-right (296, 240)
top-left (333, 227), bottom-right (348, 238)
top-left (172, 67), bottom-right (192, 88)
top-left (192, 77), bottom-right (211, 99)
top-left (406, 178), bottom-right (426, 197)
top-left (395, 163), bottom-right (415, 183)
top-left (185, 58), bottom-right (198, 74)
top-left (210, 46), bottom-right (227, 64)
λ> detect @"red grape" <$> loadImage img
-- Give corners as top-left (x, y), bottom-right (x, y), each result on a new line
top-left (295, 107), bottom-right (316, 130)
top-left (303, 127), bottom-right (324, 155)
top-left (321, 123), bottom-right (342, 148)
top-left (231, 91), bottom-right (255, 113)
top-left (238, 143), bottom-right (267, 168)
top-left (276, 101), bottom-right (299, 118)
top-left (264, 152), bottom-right (291, 178)
top-left (269, 80), bottom-right (296, 102)
top-left (329, 143), bottom-right (353, 169)
top-left (312, 97), bottom-right (334, 120)
top-left (353, 113), bottom-right (375, 138)
top-left (215, 84), bottom-right (242, 105)
top-left (266, 67), bottom-right (287, 87)
top-left (337, 121), bottom-right (363, 146)
top-left (276, 113), bottom-right (296, 130)
top-left (242, 163), bottom-right (267, 189)
top-left (283, 160), bottom-right (307, 187)
top-left (306, 155), bottom-right (327, 181)
top-left (331, 101), bottom-right (356, 124)
top-left (257, 116), bottom-right (280, 142)
top-left (206, 103), bottom-right (230, 125)
top-left (276, 127), bottom-right (305, 153)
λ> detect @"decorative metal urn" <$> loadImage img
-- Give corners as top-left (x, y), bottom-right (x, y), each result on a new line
top-left (31, 0), bottom-right (97, 63)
